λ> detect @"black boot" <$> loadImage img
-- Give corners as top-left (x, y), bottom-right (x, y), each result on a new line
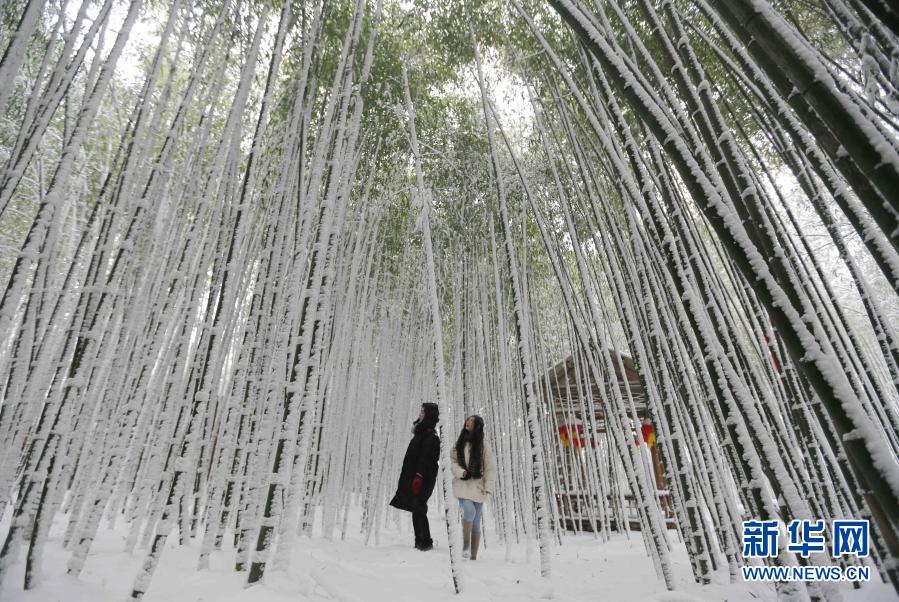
top-left (412, 511), bottom-right (432, 550)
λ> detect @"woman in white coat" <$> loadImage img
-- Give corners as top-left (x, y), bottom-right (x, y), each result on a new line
top-left (450, 415), bottom-right (496, 560)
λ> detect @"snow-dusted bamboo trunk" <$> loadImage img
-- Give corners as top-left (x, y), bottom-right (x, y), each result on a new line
top-left (401, 61), bottom-right (464, 594)
top-left (470, 25), bottom-right (553, 581)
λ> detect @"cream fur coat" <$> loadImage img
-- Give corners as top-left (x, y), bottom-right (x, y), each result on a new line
top-left (450, 440), bottom-right (496, 503)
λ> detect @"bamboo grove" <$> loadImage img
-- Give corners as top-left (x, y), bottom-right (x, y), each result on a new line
top-left (0, 0), bottom-right (897, 600)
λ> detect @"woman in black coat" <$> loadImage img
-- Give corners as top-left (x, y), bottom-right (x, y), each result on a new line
top-left (390, 402), bottom-right (440, 550)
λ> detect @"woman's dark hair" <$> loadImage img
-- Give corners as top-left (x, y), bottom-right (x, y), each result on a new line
top-left (455, 415), bottom-right (484, 478)
top-left (415, 402), bottom-right (440, 433)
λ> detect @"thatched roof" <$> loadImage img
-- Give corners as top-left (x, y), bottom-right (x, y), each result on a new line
top-left (542, 350), bottom-right (647, 428)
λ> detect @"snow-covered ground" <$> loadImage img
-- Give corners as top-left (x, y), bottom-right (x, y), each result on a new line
top-left (2, 509), bottom-right (894, 602)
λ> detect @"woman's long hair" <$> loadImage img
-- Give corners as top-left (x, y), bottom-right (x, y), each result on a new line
top-left (455, 415), bottom-right (484, 478)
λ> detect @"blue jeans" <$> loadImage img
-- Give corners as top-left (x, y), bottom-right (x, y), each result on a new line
top-left (459, 498), bottom-right (483, 533)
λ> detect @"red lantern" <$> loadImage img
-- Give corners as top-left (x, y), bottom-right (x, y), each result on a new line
top-left (558, 425), bottom-right (571, 447)
top-left (641, 422), bottom-right (656, 448)
top-left (559, 423), bottom-right (595, 449)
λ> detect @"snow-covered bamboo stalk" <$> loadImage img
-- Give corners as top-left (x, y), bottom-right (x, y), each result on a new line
top-left (401, 61), bottom-right (464, 594)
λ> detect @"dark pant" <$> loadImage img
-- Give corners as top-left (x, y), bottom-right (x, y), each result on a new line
top-left (412, 511), bottom-right (431, 546)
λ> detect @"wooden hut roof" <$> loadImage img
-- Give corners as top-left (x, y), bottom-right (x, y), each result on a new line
top-left (542, 351), bottom-right (647, 428)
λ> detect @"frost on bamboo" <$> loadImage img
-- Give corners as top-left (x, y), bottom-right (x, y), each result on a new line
top-left (0, 0), bottom-right (897, 600)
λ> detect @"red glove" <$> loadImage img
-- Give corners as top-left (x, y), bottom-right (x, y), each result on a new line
top-left (412, 474), bottom-right (423, 495)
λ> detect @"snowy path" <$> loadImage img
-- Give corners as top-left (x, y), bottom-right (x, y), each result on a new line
top-left (2, 509), bottom-right (895, 601)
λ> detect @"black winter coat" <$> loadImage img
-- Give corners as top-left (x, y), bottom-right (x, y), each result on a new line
top-left (389, 422), bottom-right (440, 514)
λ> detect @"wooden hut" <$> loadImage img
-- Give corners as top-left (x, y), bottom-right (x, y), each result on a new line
top-left (541, 351), bottom-right (674, 533)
